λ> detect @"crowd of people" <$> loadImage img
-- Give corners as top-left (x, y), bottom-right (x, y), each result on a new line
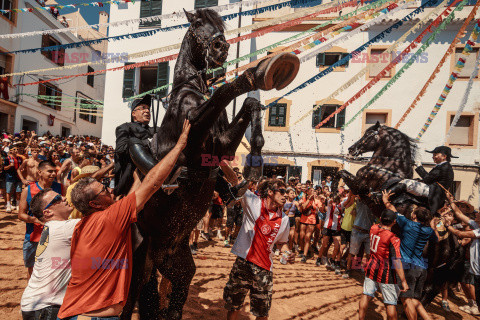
top-left (1, 118), bottom-right (480, 320)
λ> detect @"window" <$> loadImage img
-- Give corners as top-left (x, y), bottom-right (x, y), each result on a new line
top-left (268, 103), bottom-right (287, 127)
top-left (362, 110), bottom-right (391, 134)
top-left (41, 35), bottom-right (65, 66)
top-left (454, 47), bottom-right (479, 78)
top-left (0, 52), bottom-right (13, 94)
top-left (79, 99), bottom-right (97, 124)
top-left (312, 104), bottom-right (345, 129)
top-left (122, 63), bottom-right (136, 98)
top-left (194, 0), bottom-right (218, 9)
top-left (38, 82), bottom-right (61, 111)
top-left (447, 113), bottom-right (476, 146)
top-left (139, 62), bottom-right (169, 97)
top-left (316, 52), bottom-right (349, 68)
top-left (87, 66), bottom-right (94, 87)
top-left (368, 48), bottom-right (392, 78)
top-left (1, 0), bottom-right (13, 22)
top-left (139, 0), bottom-right (162, 28)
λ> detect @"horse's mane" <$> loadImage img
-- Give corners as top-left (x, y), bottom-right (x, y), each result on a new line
top-left (381, 125), bottom-right (418, 164)
top-left (196, 8), bottom-right (225, 32)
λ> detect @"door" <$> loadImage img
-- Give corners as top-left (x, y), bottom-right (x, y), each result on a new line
top-left (22, 119), bottom-right (38, 132)
top-left (61, 126), bottom-right (71, 137)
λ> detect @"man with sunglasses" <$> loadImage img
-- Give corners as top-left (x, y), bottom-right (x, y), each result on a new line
top-left (21, 190), bottom-right (78, 320)
top-left (18, 160), bottom-right (64, 279)
top-left (224, 178), bottom-right (291, 320)
top-left (56, 120), bottom-right (190, 320)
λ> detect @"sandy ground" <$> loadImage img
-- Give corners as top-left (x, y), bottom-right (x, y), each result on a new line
top-left (0, 207), bottom-right (477, 320)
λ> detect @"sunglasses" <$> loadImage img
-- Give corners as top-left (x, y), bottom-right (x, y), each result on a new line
top-left (44, 194), bottom-right (62, 211)
top-left (93, 184), bottom-right (109, 199)
top-left (274, 188), bottom-right (287, 195)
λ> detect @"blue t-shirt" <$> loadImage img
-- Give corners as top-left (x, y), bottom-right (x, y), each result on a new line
top-left (395, 212), bottom-right (434, 269)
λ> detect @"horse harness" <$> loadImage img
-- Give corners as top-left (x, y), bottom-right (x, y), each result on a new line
top-left (368, 164), bottom-right (406, 179)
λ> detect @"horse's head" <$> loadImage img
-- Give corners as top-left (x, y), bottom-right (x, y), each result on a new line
top-left (184, 8), bottom-right (230, 69)
top-left (348, 121), bottom-right (382, 157)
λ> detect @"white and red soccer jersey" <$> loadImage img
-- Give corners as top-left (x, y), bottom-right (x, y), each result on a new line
top-left (231, 190), bottom-right (290, 271)
top-left (323, 199), bottom-right (346, 231)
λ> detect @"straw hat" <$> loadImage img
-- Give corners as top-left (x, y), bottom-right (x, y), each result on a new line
top-left (72, 165), bottom-right (100, 183)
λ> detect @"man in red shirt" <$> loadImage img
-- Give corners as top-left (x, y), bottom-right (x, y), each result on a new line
top-left (359, 209), bottom-right (409, 320)
top-left (56, 120), bottom-right (190, 320)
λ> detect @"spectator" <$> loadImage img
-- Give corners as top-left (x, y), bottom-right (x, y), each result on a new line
top-left (56, 120), bottom-right (189, 319)
top-left (5, 144), bottom-right (23, 212)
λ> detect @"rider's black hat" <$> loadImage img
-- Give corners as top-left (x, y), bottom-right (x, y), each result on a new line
top-left (426, 146), bottom-right (458, 158)
top-left (130, 94), bottom-right (152, 122)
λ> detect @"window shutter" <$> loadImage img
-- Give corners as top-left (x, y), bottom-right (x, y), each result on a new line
top-left (123, 63), bottom-right (136, 98)
top-left (268, 106), bottom-right (277, 126)
top-left (41, 35), bottom-right (49, 59)
top-left (156, 62), bottom-right (169, 97)
top-left (38, 83), bottom-right (46, 105)
top-left (55, 87), bottom-right (62, 111)
top-left (340, 53), bottom-right (349, 67)
top-left (316, 53), bottom-right (325, 67)
top-left (278, 104), bottom-right (286, 126)
top-left (312, 105), bottom-right (320, 127)
top-left (140, 0), bottom-right (162, 27)
top-left (336, 107), bottom-right (345, 128)
top-left (195, 0), bottom-right (218, 8)
top-left (57, 48), bottom-right (65, 66)
top-left (87, 66), bottom-right (94, 87)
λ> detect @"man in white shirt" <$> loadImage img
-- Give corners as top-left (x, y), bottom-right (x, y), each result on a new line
top-left (20, 188), bottom-right (79, 320)
top-left (443, 191), bottom-right (480, 312)
top-left (224, 178), bottom-right (291, 320)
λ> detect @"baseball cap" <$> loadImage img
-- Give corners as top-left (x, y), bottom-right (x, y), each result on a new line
top-left (381, 209), bottom-right (397, 225)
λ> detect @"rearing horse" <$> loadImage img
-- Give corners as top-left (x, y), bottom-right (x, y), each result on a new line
top-left (121, 8), bottom-right (299, 320)
top-left (339, 122), bottom-right (465, 308)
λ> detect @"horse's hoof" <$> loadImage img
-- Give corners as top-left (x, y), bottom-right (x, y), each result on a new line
top-left (255, 52), bottom-right (300, 90)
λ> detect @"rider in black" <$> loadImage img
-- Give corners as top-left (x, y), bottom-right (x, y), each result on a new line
top-left (381, 146), bottom-right (456, 215)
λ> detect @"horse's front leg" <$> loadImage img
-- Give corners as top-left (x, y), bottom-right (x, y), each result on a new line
top-left (338, 169), bottom-right (362, 196)
top-left (243, 98), bottom-right (264, 181)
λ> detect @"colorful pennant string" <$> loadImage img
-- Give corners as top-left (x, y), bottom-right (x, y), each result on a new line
top-left (416, 19), bottom-right (480, 141)
top-left (342, 2), bottom-right (468, 130)
top-left (315, 0), bottom-right (462, 129)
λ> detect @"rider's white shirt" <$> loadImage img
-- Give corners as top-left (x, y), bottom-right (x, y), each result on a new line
top-left (468, 220), bottom-right (480, 276)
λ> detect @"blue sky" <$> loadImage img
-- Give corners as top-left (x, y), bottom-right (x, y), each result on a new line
top-left (56, 0), bottom-right (111, 25)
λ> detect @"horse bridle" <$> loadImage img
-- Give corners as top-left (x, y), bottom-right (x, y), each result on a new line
top-left (188, 27), bottom-right (226, 69)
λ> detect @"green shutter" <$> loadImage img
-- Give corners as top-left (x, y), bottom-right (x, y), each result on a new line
top-left (195, 0), bottom-right (218, 8)
top-left (122, 63), bottom-right (136, 98)
top-left (340, 53), bottom-right (349, 67)
top-left (156, 62), bottom-right (169, 97)
top-left (278, 104), bottom-right (286, 126)
top-left (316, 53), bottom-right (325, 67)
top-left (336, 106), bottom-right (345, 128)
top-left (312, 105), bottom-right (321, 128)
top-left (140, 0), bottom-right (162, 27)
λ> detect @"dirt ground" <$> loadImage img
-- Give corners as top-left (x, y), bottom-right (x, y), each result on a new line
top-left (0, 207), bottom-right (477, 320)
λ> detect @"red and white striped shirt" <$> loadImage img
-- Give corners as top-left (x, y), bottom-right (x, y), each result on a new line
top-left (231, 190), bottom-right (290, 271)
top-left (323, 199), bottom-right (347, 231)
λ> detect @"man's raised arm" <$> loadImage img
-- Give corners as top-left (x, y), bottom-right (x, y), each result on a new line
top-left (135, 120), bottom-right (190, 212)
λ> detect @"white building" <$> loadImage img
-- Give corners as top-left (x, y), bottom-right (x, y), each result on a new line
top-left (102, 0), bottom-right (480, 206)
top-left (0, 0), bottom-right (107, 137)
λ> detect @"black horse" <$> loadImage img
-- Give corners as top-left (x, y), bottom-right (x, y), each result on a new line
top-left (338, 122), bottom-right (465, 306)
top-left (121, 8), bottom-right (300, 320)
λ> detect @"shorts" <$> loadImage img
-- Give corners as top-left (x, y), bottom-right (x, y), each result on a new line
top-left (288, 216), bottom-right (295, 228)
top-left (23, 239), bottom-right (38, 268)
top-left (6, 179), bottom-right (22, 193)
top-left (300, 213), bottom-right (316, 225)
top-left (350, 228), bottom-right (370, 255)
top-left (399, 265), bottom-right (427, 300)
top-left (224, 257), bottom-right (273, 317)
top-left (322, 228), bottom-right (341, 237)
top-left (341, 229), bottom-right (351, 245)
top-left (461, 261), bottom-right (474, 285)
top-left (363, 277), bottom-right (400, 305)
top-left (226, 207), bottom-right (243, 229)
top-left (22, 305), bottom-right (60, 320)
top-left (210, 204), bottom-right (224, 220)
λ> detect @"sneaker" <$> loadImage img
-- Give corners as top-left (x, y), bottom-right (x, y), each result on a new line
top-left (217, 230), bottom-right (224, 240)
top-left (441, 301), bottom-right (450, 312)
top-left (316, 258), bottom-right (322, 266)
top-left (320, 256), bottom-right (327, 266)
top-left (468, 305), bottom-right (480, 315)
top-left (14, 205), bottom-right (19, 211)
top-left (274, 249), bottom-right (280, 256)
top-left (335, 267), bottom-right (342, 275)
top-left (342, 271), bottom-right (351, 279)
top-left (326, 259), bottom-right (335, 271)
top-left (224, 239), bottom-right (231, 248)
top-left (301, 256), bottom-right (307, 263)
top-left (459, 305), bottom-right (471, 313)
top-left (190, 244), bottom-right (197, 255)
top-left (5, 205), bottom-right (11, 213)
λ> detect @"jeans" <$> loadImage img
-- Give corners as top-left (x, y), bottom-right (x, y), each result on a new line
top-left (22, 305), bottom-right (60, 320)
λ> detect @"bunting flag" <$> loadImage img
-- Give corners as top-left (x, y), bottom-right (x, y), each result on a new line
top-left (20, 93), bottom-right (104, 105)
top-left (264, 0), bottom-right (437, 110)
top-left (445, 49), bottom-right (480, 143)
top-left (3, 0), bottom-right (358, 55)
top-left (396, 0), bottom-right (480, 129)
top-left (0, 0), bottom-right (338, 39)
top-left (315, 0), bottom-right (462, 129)
top-left (416, 19), bottom-right (480, 141)
top-left (292, 0), bottom-right (449, 127)
top-left (2, 0), bottom-right (356, 77)
top-left (342, 3), bottom-right (467, 130)
top-left (14, 0), bottom-right (381, 86)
